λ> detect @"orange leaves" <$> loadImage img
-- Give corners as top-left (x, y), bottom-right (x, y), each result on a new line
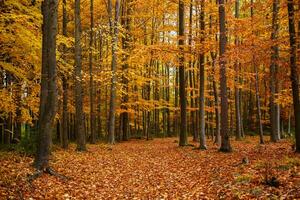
top-left (1, 138), bottom-right (300, 199)
top-left (0, 89), bottom-right (16, 118)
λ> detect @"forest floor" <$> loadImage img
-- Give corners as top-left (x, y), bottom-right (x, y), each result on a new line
top-left (1, 136), bottom-right (300, 199)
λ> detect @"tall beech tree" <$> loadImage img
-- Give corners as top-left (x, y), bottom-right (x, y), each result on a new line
top-left (120, 0), bottom-right (132, 141)
top-left (108, 0), bottom-right (121, 144)
top-left (35, 0), bottom-right (58, 169)
top-left (270, 0), bottom-right (280, 142)
top-left (89, 0), bottom-right (96, 144)
top-left (178, 0), bottom-right (188, 146)
top-left (74, 0), bottom-right (86, 151)
top-left (218, 0), bottom-right (232, 152)
top-left (287, 0), bottom-right (300, 152)
top-left (61, 0), bottom-right (68, 149)
top-left (251, 0), bottom-right (264, 144)
top-left (199, 0), bottom-right (207, 149)
top-left (234, 0), bottom-right (242, 141)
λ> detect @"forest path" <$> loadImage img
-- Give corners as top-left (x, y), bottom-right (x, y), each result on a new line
top-left (1, 137), bottom-right (299, 199)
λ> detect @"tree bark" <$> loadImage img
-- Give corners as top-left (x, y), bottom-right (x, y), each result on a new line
top-left (218, 0), bottom-right (232, 152)
top-left (199, 0), bottom-right (207, 149)
top-left (178, 0), bottom-right (188, 146)
top-left (89, 0), bottom-right (96, 144)
top-left (61, 0), bottom-right (68, 149)
top-left (234, 0), bottom-right (242, 141)
top-left (211, 53), bottom-right (221, 145)
top-left (287, 0), bottom-right (300, 152)
top-left (250, 0), bottom-right (264, 144)
top-left (74, 0), bottom-right (86, 151)
top-left (270, 0), bottom-right (280, 142)
top-left (108, 0), bottom-right (121, 144)
top-left (35, 0), bottom-right (58, 169)
top-left (121, 0), bottom-right (132, 141)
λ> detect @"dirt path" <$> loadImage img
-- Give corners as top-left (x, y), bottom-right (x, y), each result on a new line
top-left (1, 137), bottom-right (299, 199)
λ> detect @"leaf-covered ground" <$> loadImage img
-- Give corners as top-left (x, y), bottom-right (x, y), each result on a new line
top-left (1, 137), bottom-right (300, 199)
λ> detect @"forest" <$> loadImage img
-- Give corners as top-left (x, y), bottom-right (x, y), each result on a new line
top-left (0, 0), bottom-right (300, 198)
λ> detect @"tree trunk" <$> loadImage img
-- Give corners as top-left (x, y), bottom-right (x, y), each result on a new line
top-left (270, 0), bottom-right (280, 142)
top-left (61, 0), bottom-right (68, 149)
top-left (251, 0), bottom-right (264, 144)
top-left (35, 0), bottom-right (58, 169)
top-left (218, 0), bottom-right (232, 152)
top-left (89, 0), bottom-right (96, 144)
top-left (199, 0), bottom-right (207, 149)
top-left (254, 61), bottom-right (264, 144)
top-left (178, 0), bottom-right (188, 146)
top-left (287, 0), bottom-right (300, 152)
top-left (121, 0), bottom-right (132, 141)
top-left (108, 0), bottom-right (121, 144)
top-left (234, 0), bottom-right (241, 141)
top-left (211, 53), bottom-right (220, 145)
top-left (74, 0), bottom-right (86, 151)
top-left (14, 85), bottom-right (22, 143)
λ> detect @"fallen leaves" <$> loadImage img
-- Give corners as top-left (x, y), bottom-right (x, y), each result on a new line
top-left (0, 137), bottom-right (300, 199)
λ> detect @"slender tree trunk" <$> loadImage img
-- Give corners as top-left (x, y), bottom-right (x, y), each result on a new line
top-left (218, 0), bottom-right (232, 152)
top-left (211, 53), bottom-right (220, 145)
top-left (89, 0), bottom-right (96, 144)
top-left (107, 0), bottom-right (121, 144)
top-left (74, 0), bottom-right (86, 151)
top-left (254, 61), bottom-right (264, 144)
top-left (199, 0), bottom-right (207, 149)
top-left (288, 108), bottom-right (291, 136)
top-left (120, 0), bottom-right (132, 141)
top-left (188, 0), bottom-right (196, 141)
top-left (166, 64), bottom-right (171, 136)
top-left (251, 0), bottom-right (264, 144)
top-left (270, 0), bottom-right (280, 142)
top-left (97, 34), bottom-right (103, 139)
top-left (14, 85), bottom-right (22, 143)
top-left (234, 0), bottom-right (241, 141)
top-left (35, 0), bottom-right (58, 169)
top-left (178, 0), bottom-right (188, 146)
top-left (287, 0), bottom-right (300, 152)
top-left (61, 0), bottom-right (68, 149)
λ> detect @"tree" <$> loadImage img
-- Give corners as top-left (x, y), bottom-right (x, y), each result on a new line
top-left (270, 0), bottom-right (280, 142)
top-left (178, 0), bottom-right (188, 146)
top-left (74, 0), bottom-right (86, 151)
top-left (61, 0), bottom-right (69, 149)
top-left (250, 0), bottom-right (264, 144)
top-left (287, 0), bottom-right (300, 152)
top-left (89, 0), bottom-right (96, 144)
top-left (107, 0), bottom-right (121, 144)
top-left (35, 0), bottom-right (58, 170)
top-left (218, 0), bottom-right (232, 152)
top-left (199, 0), bottom-right (207, 149)
top-left (120, 0), bottom-right (133, 141)
top-left (234, 0), bottom-right (242, 141)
